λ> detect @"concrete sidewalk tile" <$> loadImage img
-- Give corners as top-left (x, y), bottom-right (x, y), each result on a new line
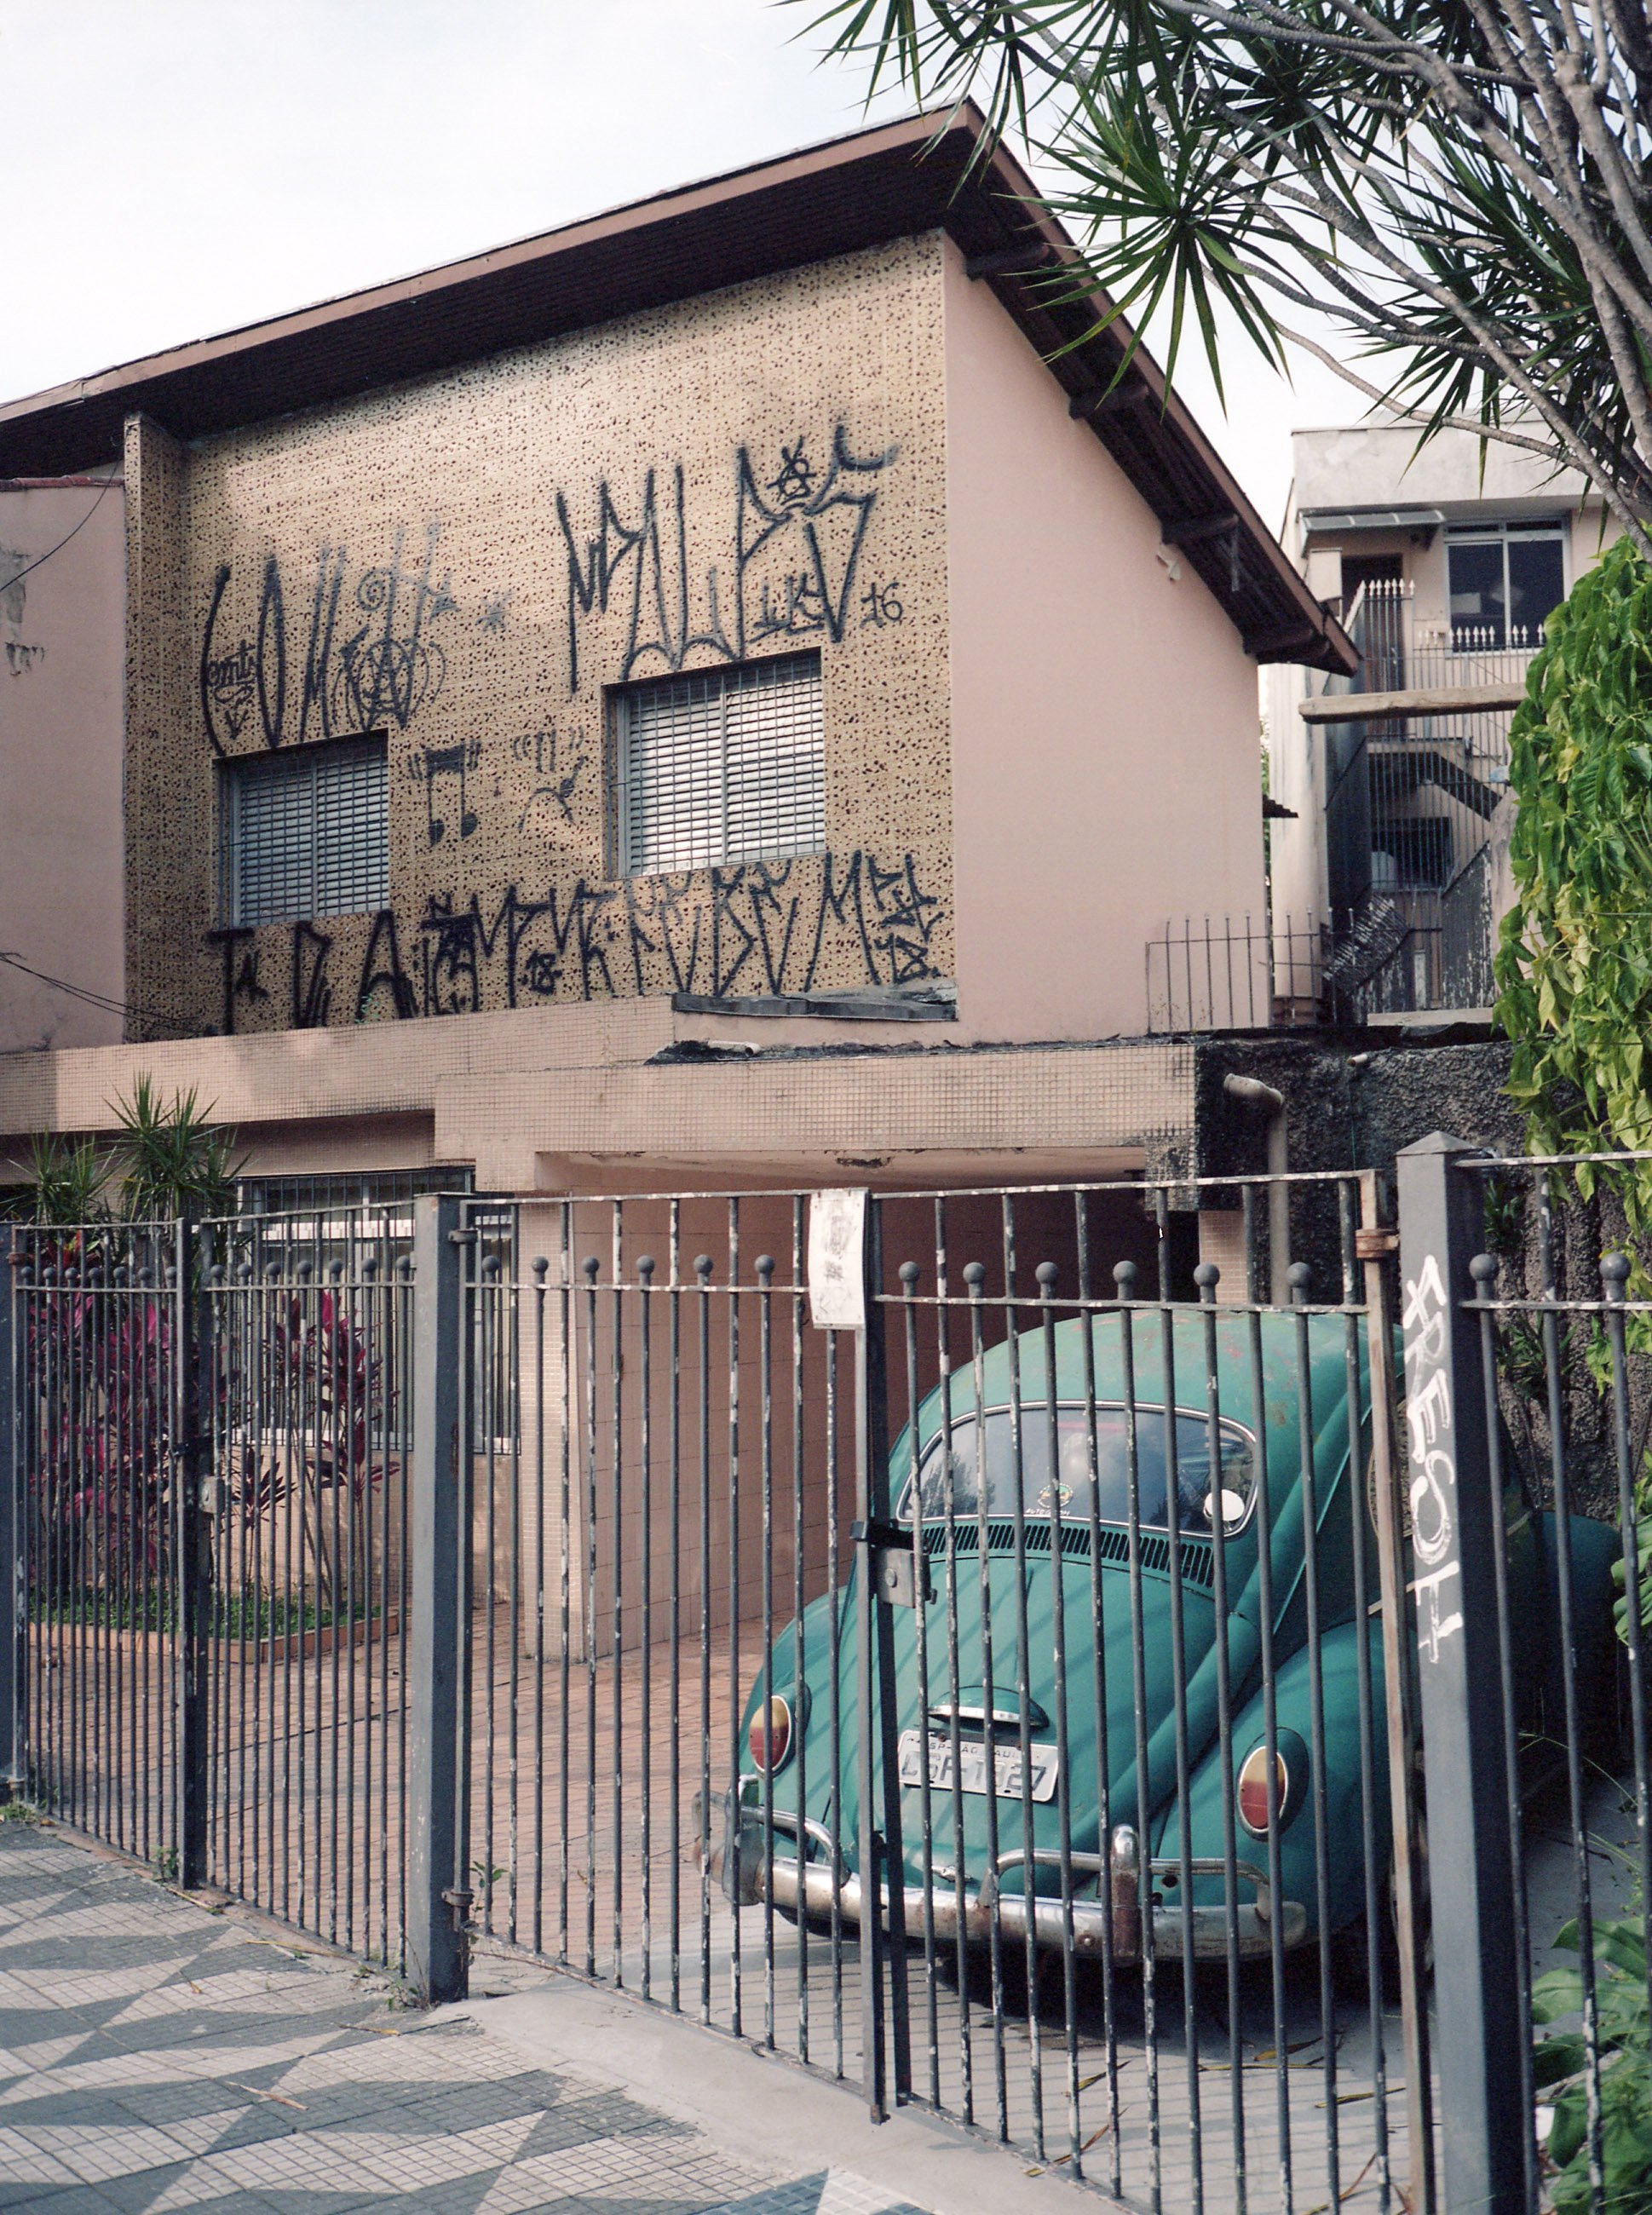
top-left (0, 1827), bottom-right (947, 2215)
top-left (0, 2185), bottom-right (130, 2215)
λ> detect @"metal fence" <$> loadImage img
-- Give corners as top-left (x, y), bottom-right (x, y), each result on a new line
top-left (7, 1211), bottom-right (417, 1969)
top-left (1398, 1147), bottom-right (1652, 2215)
top-left (1144, 906), bottom-right (1474, 1031)
top-left (450, 1174), bottom-right (1428, 2215)
top-left (12, 1222), bottom-right (191, 1871)
top-left (6, 1152), bottom-right (1651, 2215)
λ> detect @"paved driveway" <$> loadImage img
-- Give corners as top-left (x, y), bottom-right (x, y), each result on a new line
top-left (0, 1822), bottom-right (935, 2215)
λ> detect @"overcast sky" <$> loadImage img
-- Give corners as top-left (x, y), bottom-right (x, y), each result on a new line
top-left (2, 0), bottom-right (1352, 528)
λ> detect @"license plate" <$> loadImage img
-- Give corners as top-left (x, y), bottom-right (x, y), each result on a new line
top-left (897, 1727), bottom-right (1059, 1804)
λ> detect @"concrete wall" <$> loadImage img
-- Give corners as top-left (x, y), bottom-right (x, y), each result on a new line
top-left (0, 475), bottom-right (126, 1050)
top-left (126, 238), bottom-right (955, 1046)
top-left (943, 244), bottom-right (1269, 1040)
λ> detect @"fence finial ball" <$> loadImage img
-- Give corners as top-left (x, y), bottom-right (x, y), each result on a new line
top-left (1603, 1251), bottom-right (1632, 1296)
top-left (899, 1261), bottom-right (921, 1288)
top-left (1470, 1251), bottom-right (1499, 1287)
top-left (1194, 1261), bottom-right (1220, 1292)
top-left (1287, 1260), bottom-right (1314, 1300)
top-left (1035, 1262), bottom-right (1058, 1289)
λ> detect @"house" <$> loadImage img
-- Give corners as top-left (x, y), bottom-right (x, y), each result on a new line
top-left (1263, 420), bottom-right (1615, 1022)
top-left (0, 108), bottom-right (1348, 1263)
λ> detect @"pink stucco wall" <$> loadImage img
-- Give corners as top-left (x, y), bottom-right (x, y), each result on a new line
top-left (943, 244), bottom-right (1269, 1041)
top-left (0, 476), bottom-right (125, 1051)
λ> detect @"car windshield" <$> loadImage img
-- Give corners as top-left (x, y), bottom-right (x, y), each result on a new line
top-left (903, 1404), bottom-right (1257, 1535)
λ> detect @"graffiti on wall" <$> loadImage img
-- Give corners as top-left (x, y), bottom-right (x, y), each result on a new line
top-left (198, 427), bottom-right (903, 745)
top-left (512, 728), bottom-right (588, 839)
top-left (187, 419), bottom-right (944, 1034)
top-left (556, 424), bottom-right (899, 692)
top-left (200, 524), bottom-right (461, 753)
top-left (0, 547), bottom-right (45, 676)
top-left (204, 847), bottom-right (944, 1035)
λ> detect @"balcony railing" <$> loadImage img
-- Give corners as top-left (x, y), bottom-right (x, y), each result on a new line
top-left (1346, 581), bottom-right (1542, 689)
top-left (1145, 889), bottom-right (1498, 1034)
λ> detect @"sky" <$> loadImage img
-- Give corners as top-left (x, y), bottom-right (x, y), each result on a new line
top-left (0, 0), bottom-right (1352, 530)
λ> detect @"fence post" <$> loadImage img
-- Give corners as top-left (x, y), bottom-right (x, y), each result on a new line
top-left (406, 1194), bottom-right (469, 2005)
top-left (0, 1228), bottom-right (19, 1798)
top-left (176, 1214), bottom-right (210, 1888)
top-left (1395, 1132), bottom-right (1526, 2214)
top-left (848, 1194), bottom-right (912, 2120)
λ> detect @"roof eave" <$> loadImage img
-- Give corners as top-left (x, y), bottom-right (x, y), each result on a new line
top-left (0, 106), bottom-right (1351, 676)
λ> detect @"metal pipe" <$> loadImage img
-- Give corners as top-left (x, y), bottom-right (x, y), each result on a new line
top-left (1223, 1073), bottom-right (1291, 1303)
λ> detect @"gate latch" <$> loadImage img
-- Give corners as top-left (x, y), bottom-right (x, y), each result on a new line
top-left (850, 1519), bottom-right (932, 1608)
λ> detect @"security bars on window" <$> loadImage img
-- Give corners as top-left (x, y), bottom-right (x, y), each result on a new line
top-left (617, 653), bottom-right (824, 877)
top-left (221, 736), bottom-right (389, 927)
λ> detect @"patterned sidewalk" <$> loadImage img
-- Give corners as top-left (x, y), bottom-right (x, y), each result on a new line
top-left (0, 1822), bottom-right (930, 2215)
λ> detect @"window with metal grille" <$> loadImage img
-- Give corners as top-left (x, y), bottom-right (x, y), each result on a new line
top-left (615, 652), bottom-right (824, 876)
top-left (220, 735), bottom-right (389, 926)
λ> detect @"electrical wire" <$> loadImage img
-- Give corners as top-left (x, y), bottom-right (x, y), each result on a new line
top-left (0, 472), bottom-right (119, 597)
top-left (0, 951), bottom-right (210, 1038)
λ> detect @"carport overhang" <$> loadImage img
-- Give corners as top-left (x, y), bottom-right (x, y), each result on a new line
top-left (0, 1000), bottom-right (1194, 1198)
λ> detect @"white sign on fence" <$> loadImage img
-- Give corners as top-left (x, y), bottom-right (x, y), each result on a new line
top-left (806, 1188), bottom-right (867, 1332)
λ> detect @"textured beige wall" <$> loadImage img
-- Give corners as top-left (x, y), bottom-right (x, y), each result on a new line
top-left (943, 241), bottom-right (1269, 1042)
top-left (127, 236), bottom-right (952, 1044)
top-left (0, 477), bottom-right (126, 1050)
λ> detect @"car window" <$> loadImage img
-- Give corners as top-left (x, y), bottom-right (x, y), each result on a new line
top-left (903, 1404), bottom-right (1257, 1535)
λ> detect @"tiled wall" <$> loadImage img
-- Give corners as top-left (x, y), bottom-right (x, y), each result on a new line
top-left (125, 236), bottom-right (953, 1044)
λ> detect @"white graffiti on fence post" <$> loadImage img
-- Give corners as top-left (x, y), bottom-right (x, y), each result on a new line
top-left (1402, 1251), bottom-right (1465, 1663)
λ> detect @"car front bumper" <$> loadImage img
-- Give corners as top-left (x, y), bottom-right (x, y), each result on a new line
top-left (710, 1798), bottom-right (1308, 1964)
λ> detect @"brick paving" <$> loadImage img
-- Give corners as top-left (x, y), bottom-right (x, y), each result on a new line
top-left (0, 1821), bottom-right (935, 2215)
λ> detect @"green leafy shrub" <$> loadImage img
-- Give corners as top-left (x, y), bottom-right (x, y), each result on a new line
top-left (1498, 539), bottom-right (1652, 1192)
top-left (9, 1075), bottom-right (240, 1223)
top-left (1534, 1908), bottom-right (1652, 2212)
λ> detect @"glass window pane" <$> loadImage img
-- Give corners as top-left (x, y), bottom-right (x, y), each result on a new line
top-left (1505, 534), bottom-right (1566, 647)
top-left (1448, 539), bottom-right (1507, 646)
top-left (910, 1405), bottom-right (1256, 1534)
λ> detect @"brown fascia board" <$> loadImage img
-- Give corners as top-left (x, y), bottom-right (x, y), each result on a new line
top-left (0, 106), bottom-right (1351, 676)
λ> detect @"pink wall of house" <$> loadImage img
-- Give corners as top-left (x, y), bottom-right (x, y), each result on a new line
top-left (942, 243), bottom-right (1269, 1042)
top-left (0, 476), bottom-right (125, 1052)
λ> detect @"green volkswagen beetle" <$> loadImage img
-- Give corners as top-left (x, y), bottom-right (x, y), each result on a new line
top-left (716, 1303), bottom-right (1620, 1965)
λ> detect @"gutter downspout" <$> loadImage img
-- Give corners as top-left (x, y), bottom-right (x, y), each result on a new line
top-left (1223, 1073), bottom-right (1291, 1305)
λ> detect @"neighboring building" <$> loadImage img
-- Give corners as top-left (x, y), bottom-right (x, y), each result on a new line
top-left (0, 108), bottom-right (1346, 1249)
top-left (1263, 421), bottom-right (1616, 1021)
top-left (0, 474), bottom-right (125, 1053)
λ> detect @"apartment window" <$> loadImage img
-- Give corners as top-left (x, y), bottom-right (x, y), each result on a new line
top-left (220, 734), bottom-right (389, 926)
top-left (1448, 520), bottom-right (1567, 648)
top-left (615, 652), bottom-right (824, 877)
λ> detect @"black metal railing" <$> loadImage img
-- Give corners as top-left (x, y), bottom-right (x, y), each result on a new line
top-left (1147, 895), bottom-right (1498, 1032)
top-left (450, 1173), bottom-right (1425, 2212)
top-left (1145, 914), bottom-right (1326, 1032)
top-left (9, 1154), bottom-right (1650, 2214)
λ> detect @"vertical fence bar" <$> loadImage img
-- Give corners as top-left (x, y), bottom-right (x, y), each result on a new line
top-left (176, 1217), bottom-right (210, 1889)
top-left (1358, 1174), bottom-right (1434, 2215)
top-left (406, 1194), bottom-right (468, 2005)
top-left (1394, 1134), bottom-right (1524, 2214)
